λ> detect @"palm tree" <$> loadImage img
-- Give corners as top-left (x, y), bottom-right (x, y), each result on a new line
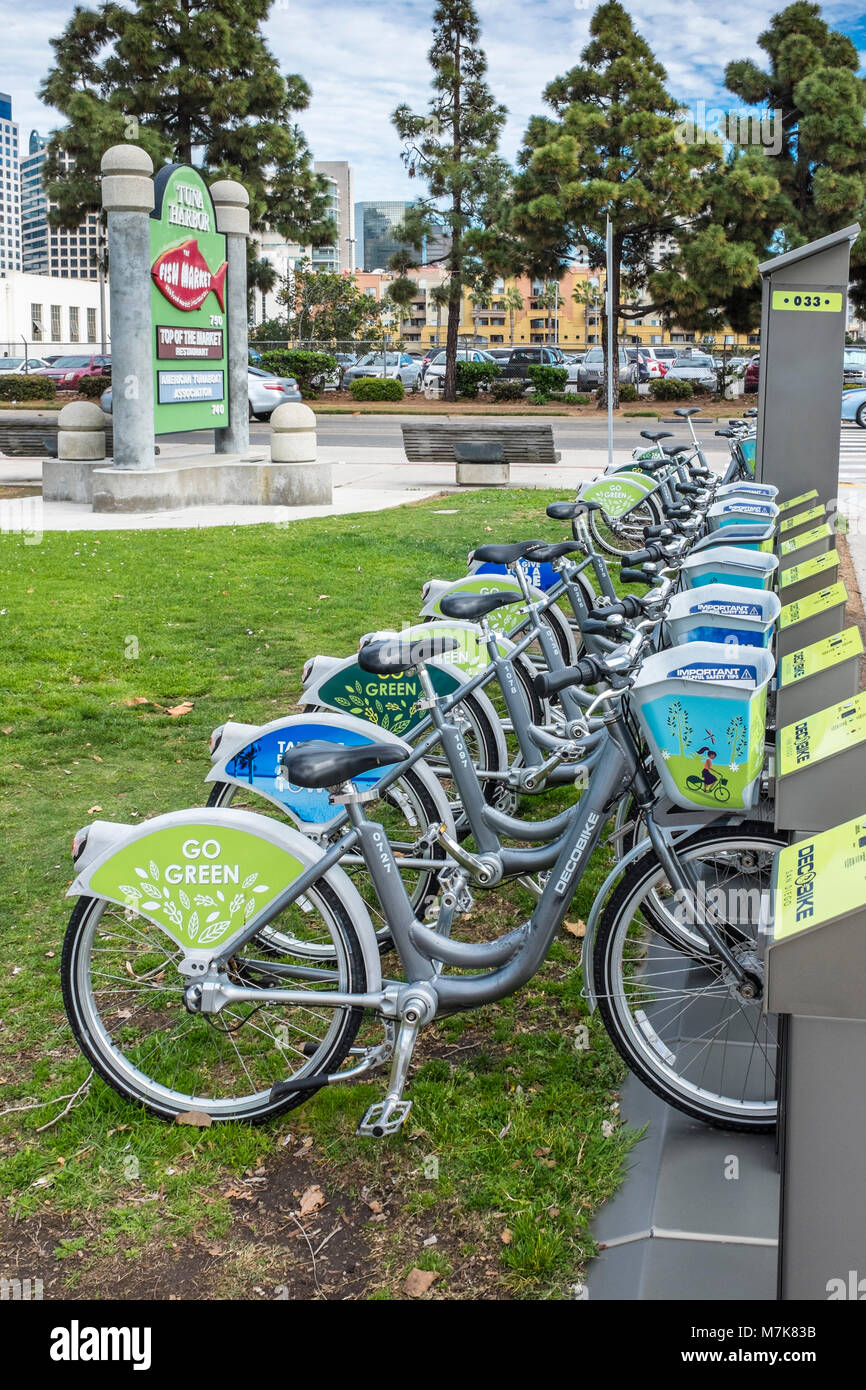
top-left (572, 278), bottom-right (601, 349)
top-left (502, 286), bottom-right (523, 345)
top-left (470, 288), bottom-right (493, 343)
top-left (536, 281), bottom-right (561, 346)
top-left (247, 253), bottom-right (278, 324)
top-left (429, 282), bottom-right (451, 346)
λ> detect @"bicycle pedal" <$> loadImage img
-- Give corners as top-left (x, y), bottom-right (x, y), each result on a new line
top-left (356, 1098), bottom-right (413, 1138)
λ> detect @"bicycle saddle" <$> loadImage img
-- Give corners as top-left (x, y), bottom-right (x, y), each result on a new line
top-left (439, 590), bottom-right (522, 622)
top-left (358, 634), bottom-right (460, 676)
top-left (546, 501), bottom-right (585, 521)
top-left (282, 740), bottom-right (410, 790)
top-left (673, 407), bottom-right (701, 417)
top-left (471, 540), bottom-right (546, 565)
top-left (661, 443), bottom-right (686, 456)
top-left (523, 540), bottom-right (582, 563)
top-left (639, 430), bottom-right (674, 442)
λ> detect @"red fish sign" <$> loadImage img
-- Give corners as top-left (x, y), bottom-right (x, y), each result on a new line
top-left (151, 238), bottom-right (227, 313)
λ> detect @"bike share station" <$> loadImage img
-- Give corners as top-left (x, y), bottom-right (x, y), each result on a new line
top-left (588, 224), bottom-right (866, 1301)
top-left (42, 143), bottom-right (331, 511)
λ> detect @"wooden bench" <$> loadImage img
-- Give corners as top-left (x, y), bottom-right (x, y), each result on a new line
top-left (0, 420), bottom-right (114, 458)
top-left (401, 421), bottom-right (560, 485)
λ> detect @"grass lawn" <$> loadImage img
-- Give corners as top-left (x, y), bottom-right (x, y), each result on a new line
top-left (0, 488), bottom-right (633, 1300)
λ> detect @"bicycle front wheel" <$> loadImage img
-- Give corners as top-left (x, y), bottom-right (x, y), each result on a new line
top-left (62, 876), bottom-right (367, 1123)
top-left (593, 823), bottom-right (786, 1131)
top-left (588, 497), bottom-right (660, 558)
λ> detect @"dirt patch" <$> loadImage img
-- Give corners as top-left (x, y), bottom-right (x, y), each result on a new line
top-left (835, 531), bottom-right (866, 688)
top-left (311, 391), bottom-right (745, 419)
top-left (0, 485), bottom-right (41, 499)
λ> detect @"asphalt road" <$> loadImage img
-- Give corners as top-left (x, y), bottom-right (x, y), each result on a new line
top-left (242, 414), bottom-right (731, 452)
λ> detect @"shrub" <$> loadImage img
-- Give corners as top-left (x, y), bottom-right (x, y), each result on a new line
top-left (78, 373), bottom-right (110, 399)
top-left (0, 373), bottom-right (55, 401)
top-left (349, 377), bottom-right (405, 402)
top-left (649, 377), bottom-right (695, 401)
top-left (549, 391), bottom-right (591, 405)
top-left (455, 360), bottom-right (501, 398)
top-left (259, 348), bottom-right (338, 397)
top-left (490, 379), bottom-right (527, 403)
top-left (595, 382), bottom-right (639, 403)
top-left (527, 364), bottom-right (568, 395)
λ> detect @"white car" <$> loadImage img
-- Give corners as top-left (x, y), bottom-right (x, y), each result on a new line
top-left (422, 348), bottom-right (498, 386)
top-left (635, 348), bottom-right (667, 379)
top-left (342, 352), bottom-right (421, 390)
top-left (663, 352), bottom-right (719, 391)
top-left (0, 355), bottom-right (50, 374)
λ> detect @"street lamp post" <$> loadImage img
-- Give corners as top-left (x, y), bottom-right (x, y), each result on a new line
top-left (345, 236), bottom-right (356, 274)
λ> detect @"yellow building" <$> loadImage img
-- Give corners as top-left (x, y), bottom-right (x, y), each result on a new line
top-left (360, 265), bottom-right (756, 354)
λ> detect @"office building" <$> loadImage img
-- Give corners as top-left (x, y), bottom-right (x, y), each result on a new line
top-left (20, 129), bottom-right (100, 279)
top-left (312, 160), bottom-right (354, 273)
top-left (354, 201), bottom-right (416, 273)
top-left (0, 92), bottom-right (21, 273)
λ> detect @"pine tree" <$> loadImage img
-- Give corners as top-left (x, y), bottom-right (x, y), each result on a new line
top-left (39, 0), bottom-right (334, 244)
top-left (392, 1), bottom-right (508, 401)
top-left (725, 1), bottom-right (866, 310)
top-left (509, 2), bottom-right (717, 404)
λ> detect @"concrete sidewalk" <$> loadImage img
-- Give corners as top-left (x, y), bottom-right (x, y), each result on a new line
top-left (0, 440), bottom-right (667, 531)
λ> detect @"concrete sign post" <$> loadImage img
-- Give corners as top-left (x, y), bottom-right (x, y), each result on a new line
top-left (756, 224), bottom-right (859, 506)
top-left (210, 180), bottom-right (250, 457)
top-left (100, 145), bottom-right (156, 470)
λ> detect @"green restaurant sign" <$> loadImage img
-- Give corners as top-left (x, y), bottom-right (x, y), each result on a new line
top-left (150, 165), bottom-right (229, 434)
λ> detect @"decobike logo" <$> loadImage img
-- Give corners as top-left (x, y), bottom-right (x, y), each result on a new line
top-left (554, 812), bottom-right (600, 895)
top-left (793, 841), bottom-right (816, 924)
top-left (792, 720), bottom-right (810, 766)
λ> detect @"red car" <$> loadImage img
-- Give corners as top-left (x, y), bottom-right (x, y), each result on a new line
top-left (35, 353), bottom-right (111, 391)
top-left (744, 355), bottom-right (760, 392)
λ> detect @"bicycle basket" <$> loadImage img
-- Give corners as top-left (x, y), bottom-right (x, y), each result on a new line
top-left (716, 481), bottom-right (779, 502)
top-left (681, 546), bottom-right (778, 590)
top-left (707, 498), bottom-right (780, 532)
top-left (690, 524), bottom-right (775, 555)
top-left (630, 641), bottom-right (774, 811)
top-left (664, 583), bottom-right (781, 649)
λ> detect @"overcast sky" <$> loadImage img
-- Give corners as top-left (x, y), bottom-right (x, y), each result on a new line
top-left (5, 0), bottom-right (865, 204)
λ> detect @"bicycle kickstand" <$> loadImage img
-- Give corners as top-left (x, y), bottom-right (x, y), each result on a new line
top-left (356, 994), bottom-right (429, 1138)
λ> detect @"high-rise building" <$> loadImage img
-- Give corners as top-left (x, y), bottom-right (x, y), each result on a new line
top-left (312, 160), bottom-right (354, 274)
top-left (0, 93), bottom-right (21, 274)
top-left (354, 201), bottom-right (415, 273)
top-left (19, 130), bottom-right (100, 280)
top-left (20, 131), bottom-right (49, 274)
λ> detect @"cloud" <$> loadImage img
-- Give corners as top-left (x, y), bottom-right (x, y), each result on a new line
top-left (5, 0), bottom-right (865, 205)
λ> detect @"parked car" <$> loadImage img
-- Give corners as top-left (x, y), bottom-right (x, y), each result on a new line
top-left (342, 352), bottom-right (421, 389)
top-left (841, 386), bottom-right (866, 429)
top-left (487, 348), bottom-right (516, 364)
top-left (625, 347), bottom-right (653, 384)
top-left (635, 347), bottom-right (667, 379)
top-left (100, 368), bottom-right (301, 422)
top-left (575, 346), bottom-right (639, 391)
top-left (422, 347), bottom-right (498, 387)
top-left (497, 345), bottom-right (567, 382)
top-left (744, 355), bottom-right (760, 392)
top-left (842, 347), bottom-right (866, 387)
top-left (35, 352), bottom-right (111, 391)
top-left (664, 352), bottom-right (718, 391)
top-left (650, 346), bottom-right (680, 367)
top-left (0, 355), bottom-right (50, 374)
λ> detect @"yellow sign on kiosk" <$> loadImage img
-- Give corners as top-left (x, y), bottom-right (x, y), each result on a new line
top-left (779, 549), bottom-right (839, 588)
top-left (779, 627), bottom-right (863, 687)
top-left (773, 814), bottom-right (866, 940)
top-left (781, 523), bottom-right (832, 557)
top-left (778, 581), bottom-right (847, 631)
top-left (778, 490), bottom-right (819, 513)
top-left (778, 504), bottom-right (827, 534)
top-left (778, 691), bottom-right (866, 777)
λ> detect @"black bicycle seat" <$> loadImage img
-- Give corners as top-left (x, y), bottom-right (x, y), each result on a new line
top-left (471, 540), bottom-right (546, 565)
top-left (523, 540), bottom-right (582, 563)
top-left (282, 740), bottom-right (409, 790)
top-left (673, 407), bottom-right (701, 418)
top-left (358, 634), bottom-right (459, 676)
top-left (438, 590), bottom-right (521, 622)
top-left (546, 501), bottom-right (584, 521)
top-left (639, 430), bottom-right (674, 442)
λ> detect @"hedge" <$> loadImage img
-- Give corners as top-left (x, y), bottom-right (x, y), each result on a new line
top-left (0, 374), bottom-right (56, 401)
top-left (258, 348), bottom-right (337, 397)
top-left (78, 374), bottom-right (110, 399)
top-left (649, 377), bottom-right (695, 400)
top-left (490, 380), bottom-right (527, 402)
top-left (455, 360), bottom-right (501, 398)
top-left (527, 364), bottom-right (568, 395)
top-left (349, 377), bottom-right (405, 401)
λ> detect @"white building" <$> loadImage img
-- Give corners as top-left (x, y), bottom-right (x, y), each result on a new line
top-left (312, 160), bottom-right (354, 273)
top-left (0, 92), bottom-right (21, 273)
top-left (20, 130), bottom-right (101, 279)
top-left (0, 271), bottom-right (108, 355)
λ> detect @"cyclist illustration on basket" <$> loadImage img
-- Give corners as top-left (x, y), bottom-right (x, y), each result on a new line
top-left (687, 746), bottom-right (730, 803)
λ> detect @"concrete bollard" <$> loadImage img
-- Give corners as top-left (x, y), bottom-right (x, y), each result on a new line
top-left (269, 402), bottom-right (332, 504)
top-left (57, 401), bottom-right (107, 461)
